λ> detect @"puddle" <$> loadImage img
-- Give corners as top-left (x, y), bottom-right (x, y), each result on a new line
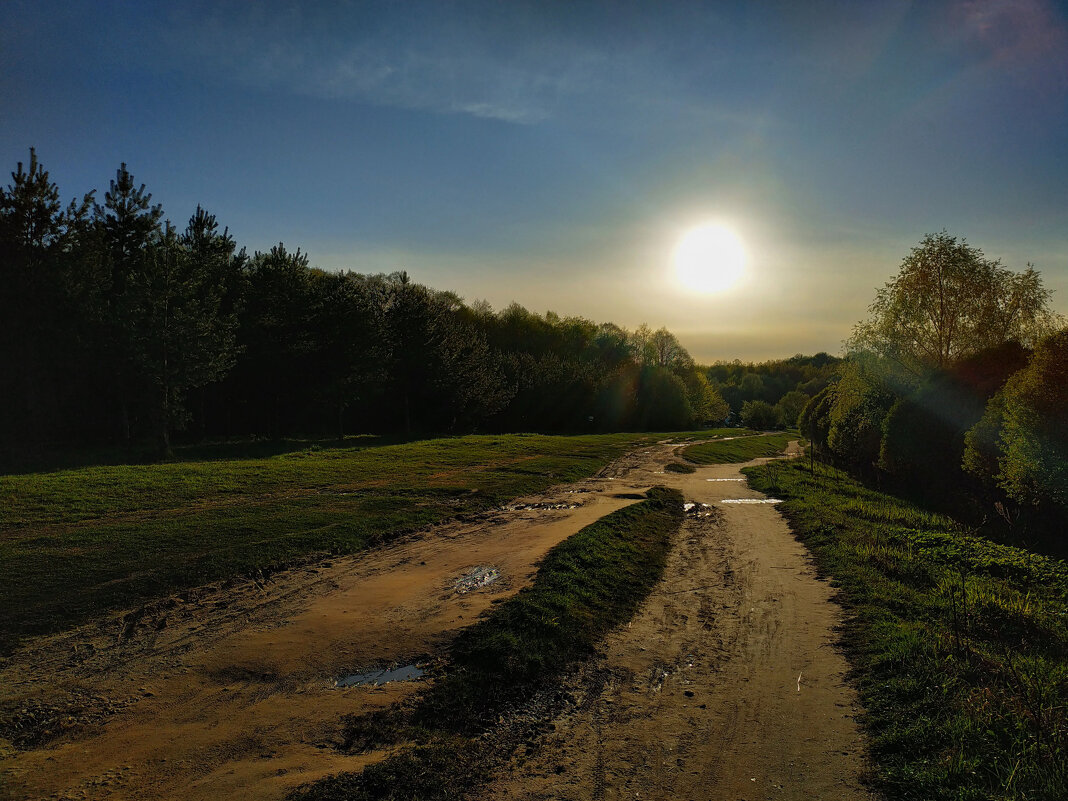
top-left (707, 478), bottom-right (745, 482)
top-left (505, 502), bottom-right (578, 511)
top-left (612, 492), bottom-right (646, 500)
top-left (334, 664), bottom-right (425, 688)
top-left (721, 498), bottom-right (783, 504)
top-left (454, 565), bottom-right (501, 593)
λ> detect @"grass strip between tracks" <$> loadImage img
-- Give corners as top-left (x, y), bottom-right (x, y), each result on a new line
top-left (681, 431), bottom-right (795, 464)
top-left (290, 486), bottom-right (685, 801)
top-left (746, 458), bottom-right (1068, 800)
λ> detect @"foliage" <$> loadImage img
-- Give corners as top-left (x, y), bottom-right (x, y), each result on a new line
top-left (705, 352), bottom-right (839, 416)
top-left (774, 389), bottom-right (809, 428)
top-left (291, 487), bottom-right (684, 801)
top-left (849, 231), bottom-right (1059, 372)
top-left (739, 399), bottom-right (782, 429)
top-left (965, 330), bottom-right (1068, 512)
top-left (825, 359), bottom-right (896, 474)
top-left (798, 383), bottom-right (837, 454)
top-left (880, 343), bottom-right (1029, 505)
top-left (747, 459), bottom-right (1068, 800)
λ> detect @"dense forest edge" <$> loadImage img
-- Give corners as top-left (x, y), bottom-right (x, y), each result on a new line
top-left (0, 149), bottom-right (833, 470)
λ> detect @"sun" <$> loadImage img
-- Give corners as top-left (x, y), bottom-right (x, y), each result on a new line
top-left (673, 223), bottom-right (747, 293)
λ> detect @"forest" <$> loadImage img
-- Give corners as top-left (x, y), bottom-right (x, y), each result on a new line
top-left (0, 150), bottom-right (830, 459)
top-left (799, 231), bottom-right (1067, 551)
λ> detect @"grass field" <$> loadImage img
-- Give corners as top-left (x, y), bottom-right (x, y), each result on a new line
top-left (292, 486), bottom-right (684, 801)
top-left (681, 431), bottom-right (795, 464)
top-left (747, 458), bottom-right (1068, 800)
top-left (0, 430), bottom-right (730, 653)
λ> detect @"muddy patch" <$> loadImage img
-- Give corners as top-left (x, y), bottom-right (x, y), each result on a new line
top-left (504, 502), bottom-right (578, 511)
top-left (454, 565), bottom-right (502, 594)
top-left (682, 502), bottom-right (717, 518)
top-left (720, 498), bottom-right (783, 504)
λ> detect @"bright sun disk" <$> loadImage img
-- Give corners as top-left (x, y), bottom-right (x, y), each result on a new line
top-left (674, 223), bottom-right (747, 293)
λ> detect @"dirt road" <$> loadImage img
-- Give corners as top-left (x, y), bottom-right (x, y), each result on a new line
top-left (0, 443), bottom-right (872, 801)
top-left (486, 444), bottom-right (874, 800)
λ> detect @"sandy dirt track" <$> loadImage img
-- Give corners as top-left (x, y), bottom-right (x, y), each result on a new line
top-left (485, 443), bottom-right (874, 800)
top-left (0, 442), bottom-right (873, 801)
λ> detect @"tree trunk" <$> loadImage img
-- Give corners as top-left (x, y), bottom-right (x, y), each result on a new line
top-left (119, 397), bottom-right (131, 444)
top-left (158, 384), bottom-right (173, 459)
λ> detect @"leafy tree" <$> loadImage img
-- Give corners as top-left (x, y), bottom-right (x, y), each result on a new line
top-left (774, 390), bottom-right (809, 428)
top-left (849, 231), bottom-right (1059, 372)
top-left (826, 360), bottom-right (896, 474)
top-left (740, 399), bottom-right (782, 430)
top-left (799, 384), bottom-right (837, 455)
top-left (679, 369), bottom-right (728, 425)
top-left (881, 343), bottom-right (1029, 500)
top-left (965, 330), bottom-right (1068, 510)
top-left (632, 366), bottom-right (692, 430)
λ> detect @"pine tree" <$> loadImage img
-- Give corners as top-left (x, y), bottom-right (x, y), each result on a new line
top-left (0, 149), bottom-right (89, 443)
top-left (90, 163), bottom-right (164, 442)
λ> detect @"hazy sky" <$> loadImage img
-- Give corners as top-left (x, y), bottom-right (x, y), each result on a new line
top-left (3, 0), bottom-right (1066, 361)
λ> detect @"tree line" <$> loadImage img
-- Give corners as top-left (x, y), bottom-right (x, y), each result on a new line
top-left (1, 150), bottom-right (761, 457)
top-left (800, 231), bottom-right (1067, 548)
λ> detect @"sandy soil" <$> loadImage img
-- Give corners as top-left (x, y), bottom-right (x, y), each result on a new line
top-left (485, 443), bottom-right (874, 800)
top-left (0, 442), bottom-right (873, 801)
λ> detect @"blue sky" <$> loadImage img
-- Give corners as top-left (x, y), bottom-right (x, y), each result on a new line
top-left (3, 0), bottom-right (1066, 360)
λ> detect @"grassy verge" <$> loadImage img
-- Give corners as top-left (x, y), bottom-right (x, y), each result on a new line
top-left (747, 459), bottom-right (1068, 800)
top-left (664, 461), bottom-right (696, 473)
top-left (291, 486), bottom-right (684, 801)
top-left (682, 431), bottom-right (796, 464)
top-left (0, 431), bottom-right (729, 653)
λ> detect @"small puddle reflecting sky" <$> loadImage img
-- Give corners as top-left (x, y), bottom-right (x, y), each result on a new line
top-left (334, 664), bottom-right (425, 688)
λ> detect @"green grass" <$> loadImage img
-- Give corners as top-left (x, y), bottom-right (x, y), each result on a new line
top-left (746, 458), bottom-right (1068, 800)
top-left (681, 431), bottom-right (796, 464)
top-left (664, 461), bottom-right (696, 473)
top-left (291, 486), bottom-right (684, 801)
top-left (0, 432), bottom-right (727, 653)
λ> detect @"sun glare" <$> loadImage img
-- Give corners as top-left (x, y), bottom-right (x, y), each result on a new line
top-left (674, 223), bottom-right (747, 293)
